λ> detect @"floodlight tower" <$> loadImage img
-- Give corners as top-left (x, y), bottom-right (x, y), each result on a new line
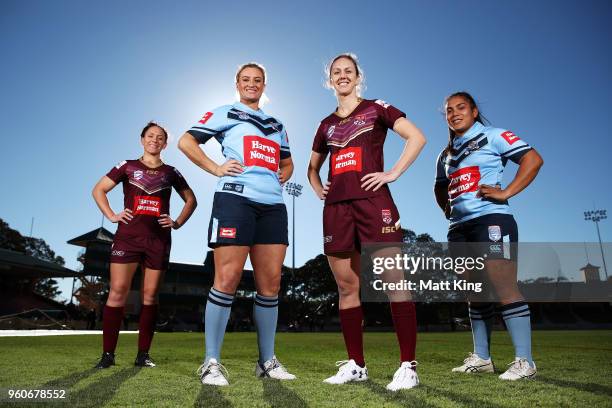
top-left (285, 182), bottom-right (303, 273)
top-left (584, 209), bottom-right (608, 280)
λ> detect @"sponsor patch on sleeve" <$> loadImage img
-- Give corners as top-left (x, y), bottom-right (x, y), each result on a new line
top-left (198, 112), bottom-right (213, 124)
top-left (501, 130), bottom-right (520, 145)
top-left (115, 160), bottom-right (127, 169)
top-left (374, 99), bottom-right (390, 109)
top-left (331, 147), bottom-right (362, 175)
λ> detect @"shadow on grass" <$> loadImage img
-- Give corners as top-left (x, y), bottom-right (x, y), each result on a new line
top-left (41, 368), bottom-right (99, 389)
top-left (420, 384), bottom-right (504, 408)
top-left (66, 367), bottom-right (142, 407)
top-left (537, 376), bottom-right (612, 398)
top-left (194, 385), bottom-right (233, 408)
top-left (363, 380), bottom-right (435, 408)
top-left (262, 379), bottom-right (307, 408)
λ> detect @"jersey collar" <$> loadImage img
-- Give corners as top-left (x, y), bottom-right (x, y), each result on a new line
top-left (453, 121), bottom-right (485, 148)
top-left (233, 101), bottom-right (264, 115)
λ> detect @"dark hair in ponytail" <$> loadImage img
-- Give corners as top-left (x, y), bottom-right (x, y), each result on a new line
top-left (443, 91), bottom-right (488, 156)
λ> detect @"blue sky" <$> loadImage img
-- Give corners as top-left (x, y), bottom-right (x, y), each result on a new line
top-left (1, 0), bottom-right (611, 299)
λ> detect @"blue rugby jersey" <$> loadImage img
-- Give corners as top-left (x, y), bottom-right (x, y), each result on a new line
top-left (187, 102), bottom-right (291, 205)
top-left (435, 121), bottom-right (532, 226)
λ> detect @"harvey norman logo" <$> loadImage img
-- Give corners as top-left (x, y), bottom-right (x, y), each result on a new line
top-left (243, 136), bottom-right (280, 172)
top-left (331, 147), bottom-right (362, 175)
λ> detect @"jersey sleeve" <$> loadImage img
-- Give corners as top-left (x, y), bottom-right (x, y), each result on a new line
top-left (187, 105), bottom-right (232, 144)
top-left (280, 128), bottom-right (291, 160)
top-left (311, 122), bottom-right (328, 154)
top-left (171, 167), bottom-right (190, 192)
top-left (490, 128), bottom-right (532, 164)
top-left (435, 150), bottom-right (449, 186)
top-left (106, 160), bottom-right (128, 184)
top-left (374, 99), bottom-right (406, 129)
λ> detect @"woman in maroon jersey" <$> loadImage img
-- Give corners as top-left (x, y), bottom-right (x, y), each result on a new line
top-left (307, 53), bottom-right (426, 391)
top-left (92, 122), bottom-right (197, 368)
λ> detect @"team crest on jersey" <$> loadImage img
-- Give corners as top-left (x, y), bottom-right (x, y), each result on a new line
top-left (374, 99), bottom-right (390, 109)
top-left (238, 111), bottom-right (250, 120)
top-left (488, 225), bottom-right (502, 242)
top-left (381, 209), bottom-right (393, 225)
top-left (327, 125), bottom-right (336, 138)
top-left (501, 131), bottom-right (520, 145)
top-left (134, 170), bottom-right (144, 180)
top-left (468, 140), bottom-right (480, 152)
top-left (354, 115), bottom-right (366, 126)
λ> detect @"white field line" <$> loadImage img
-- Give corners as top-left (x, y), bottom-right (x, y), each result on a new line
top-left (0, 330), bottom-right (139, 337)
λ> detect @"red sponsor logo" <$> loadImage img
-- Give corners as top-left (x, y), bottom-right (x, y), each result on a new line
top-left (448, 166), bottom-right (481, 200)
top-left (243, 136), bottom-right (280, 171)
top-left (331, 147), bottom-right (362, 175)
top-left (219, 227), bottom-right (236, 238)
top-left (133, 195), bottom-right (161, 216)
top-left (198, 112), bottom-right (213, 124)
top-left (501, 130), bottom-right (520, 145)
top-left (381, 209), bottom-right (392, 225)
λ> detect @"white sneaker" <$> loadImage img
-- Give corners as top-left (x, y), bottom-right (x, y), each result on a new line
top-left (452, 352), bottom-right (495, 373)
top-left (323, 360), bottom-right (368, 384)
top-left (196, 358), bottom-right (229, 386)
top-left (386, 361), bottom-right (419, 391)
top-left (255, 356), bottom-right (296, 380)
top-left (499, 358), bottom-right (536, 380)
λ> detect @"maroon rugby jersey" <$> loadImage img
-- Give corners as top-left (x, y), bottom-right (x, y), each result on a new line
top-left (312, 99), bottom-right (406, 204)
top-left (106, 160), bottom-right (190, 239)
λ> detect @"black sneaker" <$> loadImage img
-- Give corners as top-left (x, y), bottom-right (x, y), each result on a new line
top-left (135, 351), bottom-right (156, 367)
top-left (95, 352), bottom-right (115, 369)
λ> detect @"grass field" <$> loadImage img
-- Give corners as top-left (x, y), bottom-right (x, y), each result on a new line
top-left (0, 330), bottom-right (611, 407)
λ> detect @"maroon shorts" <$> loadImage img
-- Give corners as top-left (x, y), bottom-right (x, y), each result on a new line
top-left (323, 194), bottom-right (403, 254)
top-left (110, 235), bottom-right (171, 270)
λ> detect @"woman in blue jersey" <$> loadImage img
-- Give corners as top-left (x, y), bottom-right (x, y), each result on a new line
top-left (178, 62), bottom-right (296, 386)
top-left (434, 91), bottom-right (543, 380)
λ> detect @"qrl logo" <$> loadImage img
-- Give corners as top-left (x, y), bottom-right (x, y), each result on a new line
top-left (331, 147), bottom-right (362, 175)
top-left (243, 136), bottom-right (280, 172)
top-left (199, 112), bottom-right (213, 124)
top-left (381, 209), bottom-right (392, 225)
top-left (501, 131), bottom-right (520, 145)
top-left (448, 166), bottom-right (481, 200)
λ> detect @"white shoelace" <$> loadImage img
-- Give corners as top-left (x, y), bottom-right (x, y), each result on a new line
top-left (393, 361), bottom-right (418, 381)
top-left (197, 361), bottom-right (229, 380)
top-left (506, 359), bottom-right (528, 374)
top-left (464, 352), bottom-right (481, 365)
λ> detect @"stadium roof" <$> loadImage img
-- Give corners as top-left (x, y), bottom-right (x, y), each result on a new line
top-left (67, 227), bottom-right (114, 247)
top-left (0, 248), bottom-right (80, 278)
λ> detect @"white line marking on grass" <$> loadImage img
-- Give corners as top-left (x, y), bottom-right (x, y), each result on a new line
top-left (0, 330), bottom-right (139, 337)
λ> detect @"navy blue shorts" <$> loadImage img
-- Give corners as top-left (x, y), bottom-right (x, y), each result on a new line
top-left (448, 213), bottom-right (518, 261)
top-left (207, 192), bottom-right (288, 248)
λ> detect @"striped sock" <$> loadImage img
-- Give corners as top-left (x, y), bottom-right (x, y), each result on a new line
top-left (499, 301), bottom-right (533, 366)
top-left (469, 303), bottom-right (495, 360)
top-left (204, 287), bottom-right (234, 362)
top-left (253, 293), bottom-right (279, 364)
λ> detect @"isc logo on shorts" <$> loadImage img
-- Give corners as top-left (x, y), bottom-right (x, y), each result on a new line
top-left (448, 166), bottom-right (480, 200)
top-left (219, 227), bottom-right (236, 238)
top-left (243, 136), bottom-right (280, 172)
top-left (331, 147), bottom-right (362, 175)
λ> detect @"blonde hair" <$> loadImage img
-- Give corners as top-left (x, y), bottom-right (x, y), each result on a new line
top-left (324, 53), bottom-right (366, 97)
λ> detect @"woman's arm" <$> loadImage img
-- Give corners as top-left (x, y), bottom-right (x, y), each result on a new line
top-left (361, 117), bottom-right (427, 191)
top-left (307, 151), bottom-right (330, 200)
top-left (159, 188), bottom-right (198, 229)
top-left (92, 176), bottom-right (133, 224)
top-left (434, 183), bottom-right (451, 219)
top-left (278, 157), bottom-right (294, 184)
top-left (178, 132), bottom-right (243, 177)
top-left (479, 149), bottom-right (544, 201)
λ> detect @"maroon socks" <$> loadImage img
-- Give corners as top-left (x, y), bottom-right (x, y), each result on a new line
top-left (102, 305), bottom-right (124, 353)
top-left (390, 301), bottom-right (417, 363)
top-left (339, 306), bottom-right (365, 367)
top-left (138, 304), bottom-right (158, 352)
